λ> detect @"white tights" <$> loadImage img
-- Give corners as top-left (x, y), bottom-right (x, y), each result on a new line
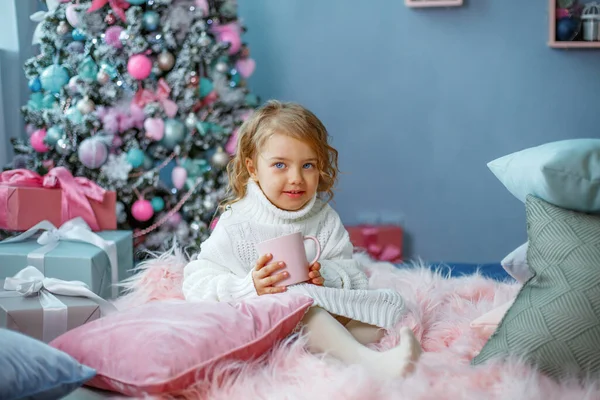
top-left (301, 307), bottom-right (422, 379)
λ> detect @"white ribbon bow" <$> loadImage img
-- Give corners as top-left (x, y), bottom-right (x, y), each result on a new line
top-left (2, 217), bottom-right (120, 299)
top-left (0, 266), bottom-right (117, 343)
top-left (30, 0), bottom-right (62, 45)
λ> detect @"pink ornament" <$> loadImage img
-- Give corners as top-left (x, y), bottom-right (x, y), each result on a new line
top-left (78, 137), bottom-right (108, 169)
top-left (42, 159), bottom-right (55, 170)
top-left (195, 0), bottom-right (209, 15)
top-left (132, 199), bottom-right (154, 222)
top-left (127, 54), bottom-right (153, 80)
top-left (167, 212), bottom-right (182, 227)
top-left (30, 129), bottom-right (49, 153)
top-left (65, 4), bottom-right (80, 28)
top-left (213, 23), bottom-right (242, 55)
top-left (225, 128), bottom-right (238, 155)
top-left (104, 26), bottom-right (124, 49)
top-left (171, 166), bottom-right (188, 190)
top-left (144, 118), bottom-right (165, 141)
top-left (235, 58), bottom-right (256, 78)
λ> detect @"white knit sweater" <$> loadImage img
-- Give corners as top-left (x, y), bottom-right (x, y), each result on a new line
top-left (182, 180), bottom-right (405, 328)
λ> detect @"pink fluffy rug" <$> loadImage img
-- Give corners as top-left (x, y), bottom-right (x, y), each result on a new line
top-left (112, 249), bottom-right (600, 399)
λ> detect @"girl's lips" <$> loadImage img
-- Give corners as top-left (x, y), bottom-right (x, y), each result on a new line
top-left (283, 191), bottom-right (305, 199)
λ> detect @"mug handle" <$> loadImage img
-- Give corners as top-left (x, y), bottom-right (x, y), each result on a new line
top-left (303, 235), bottom-right (321, 265)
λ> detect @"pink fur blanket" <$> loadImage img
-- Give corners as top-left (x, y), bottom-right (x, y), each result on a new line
top-left (113, 250), bottom-right (600, 399)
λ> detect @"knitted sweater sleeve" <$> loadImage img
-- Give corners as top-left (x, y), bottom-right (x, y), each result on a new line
top-left (182, 223), bottom-right (258, 302)
top-left (318, 208), bottom-right (369, 290)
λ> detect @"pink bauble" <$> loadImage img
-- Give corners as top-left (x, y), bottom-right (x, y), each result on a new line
top-left (171, 166), bottom-right (188, 190)
top-left (78, 137), bottom-right (108, 169)
top-left (30, 129), bottom-right (49, 153)
top-left (104, 26), bottom-right (124, 49)
top-left (144, 118), bottom-right (165, 141)
top-left (225, 128), bottom-right (238, 155)
top-left (168, 212), bottom-right (182, 227)
top-left (127, 54), bottom-right (153, 80)
top-left (65, 4), bottom-right (80, 28)
top-left (219, 30), bottom-right (242, 55)
top-left (42, 159), bottom-right (55, 170)
top-left (132, 199), bottom-right (154, 222)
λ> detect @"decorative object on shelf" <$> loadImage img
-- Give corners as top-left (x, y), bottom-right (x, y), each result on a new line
top-left (582, 2), bottom-right (600, 41)
top-left (548, 0), bottom-right (600, 48)
top-left (405, 0), bottom-right (463, 8)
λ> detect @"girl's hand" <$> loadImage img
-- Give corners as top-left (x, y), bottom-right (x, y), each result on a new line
top-left (252, 253), bottom-right (288, 295)
top-left (308, 261), bottom-right (324, 286)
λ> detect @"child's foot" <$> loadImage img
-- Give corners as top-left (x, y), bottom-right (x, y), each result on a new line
top-left (371, 326), bottom-right (422, 379)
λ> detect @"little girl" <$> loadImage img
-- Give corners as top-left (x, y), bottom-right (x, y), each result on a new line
top-left (182, 100), bottom-right (422, 379)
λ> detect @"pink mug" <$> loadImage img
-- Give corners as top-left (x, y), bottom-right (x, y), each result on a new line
top-left (256, 232), bottom-right (321, 287)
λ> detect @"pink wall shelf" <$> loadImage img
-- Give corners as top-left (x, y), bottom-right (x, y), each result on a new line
top-left (405, 0), bottom-right (463, 8)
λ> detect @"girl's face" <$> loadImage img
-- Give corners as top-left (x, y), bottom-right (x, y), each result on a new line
top-left (246, 132), bottom-right (320, 211)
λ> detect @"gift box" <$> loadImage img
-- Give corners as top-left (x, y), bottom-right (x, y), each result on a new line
top-left (0, 266), bottom-right (118, 343)
top-left (0, 280), bottom-right (102, 343)
top-left (347, 225), bottom-right (403, 263)
top-left (0, 167), bottom-right (117, 232)
top-left (0, 219), bottom-right (133, 300)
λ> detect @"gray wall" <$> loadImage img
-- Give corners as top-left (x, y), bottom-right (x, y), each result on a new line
top-left (238, 0), bottom-right (600, 263)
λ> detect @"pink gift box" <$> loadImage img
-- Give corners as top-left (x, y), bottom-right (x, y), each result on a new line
top-left (0, 168), bottom-right (117, 232)
top-left (346, 225), bottom-right (403, 263)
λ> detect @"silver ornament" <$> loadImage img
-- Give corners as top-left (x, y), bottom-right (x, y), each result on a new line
top-left (57, 21), bottom-right (69, 36)
top-left (211, 147), bottom-right (230, 168)
top-left (96, 70), bottom-right (110, 84)
top-left (55, 137), bottom-right (72, 155)
top-left (215, 62), bottom-right (228, 73)
top-left (77, 97), bottom-right (95, 114)
top-left (119, 30), bottom-right (130, 46)
top-left (185, 113), bottom-right (198, 130)
top-left (157, 51), bottom-right (175, 71)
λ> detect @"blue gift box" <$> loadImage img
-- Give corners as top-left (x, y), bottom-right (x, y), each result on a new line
top-left (0, 230), bottom-right (133, 299)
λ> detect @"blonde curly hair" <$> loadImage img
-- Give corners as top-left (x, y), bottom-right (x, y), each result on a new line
top-left (221, 100), bottom-right (339, 210)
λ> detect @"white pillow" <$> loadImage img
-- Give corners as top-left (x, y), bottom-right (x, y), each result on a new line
top-left (501, 242), bottom-right (532, 283)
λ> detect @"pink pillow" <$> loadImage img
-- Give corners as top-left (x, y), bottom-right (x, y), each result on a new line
top-left (469, 300), bottom-right (514, 338)
top-left (50, 294), bottom-right (313, 396)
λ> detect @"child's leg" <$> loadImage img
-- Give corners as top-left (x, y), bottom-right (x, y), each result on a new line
top-left (344, 320), bottom-right (386, 345)
top-left (302, 307), bottom-right (422, 379)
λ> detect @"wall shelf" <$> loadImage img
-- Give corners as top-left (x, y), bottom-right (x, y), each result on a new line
top-left (405, 0), bottom-right (463, 8)
top-left (549, 0), bottom-right (600, 49)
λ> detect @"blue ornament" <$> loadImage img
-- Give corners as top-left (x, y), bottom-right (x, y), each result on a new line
top-left (125, 0), bottom-right (146, 4)
top-left (42, 94), bottom-right (58, 109)
top-left (65, 107), bottom-right (83, 124)
top-left (28, 77), bottom-right (42, 92)
top-left (230, 69), bottom-right (241, 86)
top-left (143, 11), bottom-right (160, 31)
top-left (126, 148), bottom-right (145, 168)
top-left (71, 29), bottom-right (86, 41)
top-left (199, 77), bottom-right (213, 98)
top-left (160, 119), bottom-right (186, 150)
top-left (28, 92), bottom-right (44, 110)
top-left (556, 18), bottom-right (578, 41)
top-left (245, 93), bottom-right (259, 107)
top-left (101, 63), bottom-right (118, 79)
top-left (143, 155), bottom-right (154, 170)
top-left (40, 65), bottom-right (70, 94)
top-left (79, 56), bottom-right (99, 82)
top-left (151, 197), bottom-right (165, 212)
top-left (45, 126), bottom-right (64, 145)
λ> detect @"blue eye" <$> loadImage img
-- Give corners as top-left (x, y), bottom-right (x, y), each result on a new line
top-left (274, 162), bottom-right (285, 169)
top-left (303, 163), bottom-right (314, 169)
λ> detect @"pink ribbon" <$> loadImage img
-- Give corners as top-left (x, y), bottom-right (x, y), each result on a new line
top-left (360, 227), bottom-right (402, 262)
top-left (87, 0), bottom-right (130, 22)
top-left (0, 168), bottom-right (107, 231)
top-left (133, 79), bottom-right (178, 118)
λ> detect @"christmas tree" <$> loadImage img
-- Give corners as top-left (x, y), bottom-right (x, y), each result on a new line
top-left (7, 0), bottom-right (259, 255)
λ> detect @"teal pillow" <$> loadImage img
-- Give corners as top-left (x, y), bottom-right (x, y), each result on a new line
top-left (488, 138), bottom-right (600, 213)
top-left (472, 195), bottom-right (600, 381)
top-left (0, 328), bottom-right (96, 400)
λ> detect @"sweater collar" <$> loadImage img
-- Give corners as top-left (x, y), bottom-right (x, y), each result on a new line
top-left (237, 180), bottom-right (320, 223)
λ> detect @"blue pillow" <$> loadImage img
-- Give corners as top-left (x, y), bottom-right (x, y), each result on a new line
top-left (0, 328), bottom-right (96, 400)
top-left (488, 138), bottom-right (600, 213)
